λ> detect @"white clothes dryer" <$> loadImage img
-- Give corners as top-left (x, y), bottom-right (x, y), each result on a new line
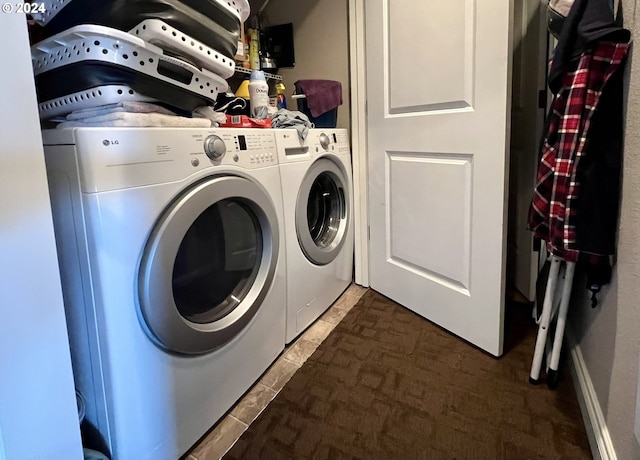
top-left (42, 128), bottom-right (285, 460)
top-left (275, 128), bottom-right (354, 343)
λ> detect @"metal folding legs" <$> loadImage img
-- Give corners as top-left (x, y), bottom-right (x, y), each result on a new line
top-left (529, 256), bottom-right (576, 389)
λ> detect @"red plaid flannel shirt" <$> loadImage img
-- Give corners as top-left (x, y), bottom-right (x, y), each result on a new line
top-left (528, 41), bottom-right (630, 263)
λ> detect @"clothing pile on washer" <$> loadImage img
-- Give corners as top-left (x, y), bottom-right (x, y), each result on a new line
top-left (29, 0), bottom-right (249, 123)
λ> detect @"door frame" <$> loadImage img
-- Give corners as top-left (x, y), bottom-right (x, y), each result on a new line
top-left (348, 0), bottom-right (369, 286)
top-left (508, 0), bottom-right (551, 301)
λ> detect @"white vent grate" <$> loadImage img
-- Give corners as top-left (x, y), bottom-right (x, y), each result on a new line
top-left (31, 25), bottom-right (227, 103)
top-left (38, 85), bottom-right (157, 120)
top-left (226, 0), bottom-right (250, 22)
top-left (129, 20), bottom-right (235, 79)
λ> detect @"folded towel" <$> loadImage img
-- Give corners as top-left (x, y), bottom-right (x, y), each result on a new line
top-left (294, 80), bottom-right (342, 118)
top-left (271, 109), bottom-right (314, 141)
top-left (66, 101), bottom-right (176, 120)
top-left (57, 112), bottom-right (212, 128)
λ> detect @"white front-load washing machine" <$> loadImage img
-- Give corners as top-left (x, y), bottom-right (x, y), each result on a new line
top-left (275, 128), bottom-right (354, 343)
top-left (42, 127), bottom-right (285, 460)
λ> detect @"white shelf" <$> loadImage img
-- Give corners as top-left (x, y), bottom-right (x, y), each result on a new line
top-left (235, 67), bottom-right (282, 81)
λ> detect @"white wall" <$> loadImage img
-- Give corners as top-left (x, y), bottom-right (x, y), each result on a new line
top-left (0, 15), bottom-right (83, 460)
top-left (569, 1), bottom-right (640, 458)
top-left (262, 0), bottom-right (351, 130)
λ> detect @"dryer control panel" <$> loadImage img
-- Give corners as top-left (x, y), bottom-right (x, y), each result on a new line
top-left (192, 130), bottom-right (277, 168)
top-left (42, 128), bottom-right (278, 193)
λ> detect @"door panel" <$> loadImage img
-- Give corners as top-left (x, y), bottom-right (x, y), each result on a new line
top-left (387, 152), bottom-right (472, 291)
top-left (366, 0), bottom-right (513, 356)
top-left (388, 1), bottom-right (474, 112)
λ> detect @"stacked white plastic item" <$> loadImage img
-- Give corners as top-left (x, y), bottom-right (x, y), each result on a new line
top-left (30, 0), bottom-right (250, 124)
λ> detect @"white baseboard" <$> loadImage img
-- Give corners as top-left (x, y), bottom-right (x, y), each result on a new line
top-left (567, 329), bottom-right (617, 460)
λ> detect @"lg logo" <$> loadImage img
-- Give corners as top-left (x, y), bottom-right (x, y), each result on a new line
top-left (102, 139), bottom-right (120, 146)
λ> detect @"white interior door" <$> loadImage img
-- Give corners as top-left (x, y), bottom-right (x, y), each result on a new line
top-left (366, 0), bottom-right (513, 356)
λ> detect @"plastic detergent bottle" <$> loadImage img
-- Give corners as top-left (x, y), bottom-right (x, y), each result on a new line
top-left (275, 82), bottom-right (287, 109)
top-left (249, 70), bottom-right (269, 119)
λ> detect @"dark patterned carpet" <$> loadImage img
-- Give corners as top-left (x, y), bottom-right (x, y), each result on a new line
top-left (225, 290), bottom-right (591, 460)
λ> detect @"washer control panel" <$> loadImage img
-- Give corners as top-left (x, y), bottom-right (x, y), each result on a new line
top-left (275, 128), bottom-right (351, 164)
top-left (319, 133), bottom-right (331, 150)
top-left (313, 130), bottom-right (350, 154)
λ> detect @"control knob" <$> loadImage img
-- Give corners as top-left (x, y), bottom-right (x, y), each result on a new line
top-left (204, 135), bottom-right (226, 160)
top-left (319, 133), bottom-right (330, 150)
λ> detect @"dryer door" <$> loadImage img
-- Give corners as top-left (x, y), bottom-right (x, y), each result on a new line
top-left (296, 158), bottom-right (350, 265)
top-left (138, 175), bottom-right (279, 355)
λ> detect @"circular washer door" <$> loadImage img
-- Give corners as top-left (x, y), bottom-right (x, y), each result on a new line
top-left (138, 175), bottom-right (279, 355)
top-left (296, 158), bottom-right (350, 265)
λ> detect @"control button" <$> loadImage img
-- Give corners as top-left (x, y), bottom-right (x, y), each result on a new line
top-left (233, 154), bottom-right (239, 162)
top-left (191, 158), bottom-right (200, 167)
top-left (203, 135), bottom-right (226, 160)
top-left (319, 133), bottom-right (330, 150)
top-left (250, 155), bottom-right (254, 160)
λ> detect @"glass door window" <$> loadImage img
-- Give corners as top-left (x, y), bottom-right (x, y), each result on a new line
top-left (307, 172), bottom-right (344, 249)
top-left (296, 159), bottom-right (350, 266)
top-left (173, 199), bottom-right (262, 324)
top-left (138, 175), bottom-right (279, 355)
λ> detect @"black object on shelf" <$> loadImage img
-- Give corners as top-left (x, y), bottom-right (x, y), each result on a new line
top-left (40, 0), bottom-right (241, 60)
top-left (264, 23), bottom-right (295, 68)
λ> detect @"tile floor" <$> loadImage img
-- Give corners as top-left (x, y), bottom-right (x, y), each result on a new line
top-left (186, 283), bottom-right (369, 460)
